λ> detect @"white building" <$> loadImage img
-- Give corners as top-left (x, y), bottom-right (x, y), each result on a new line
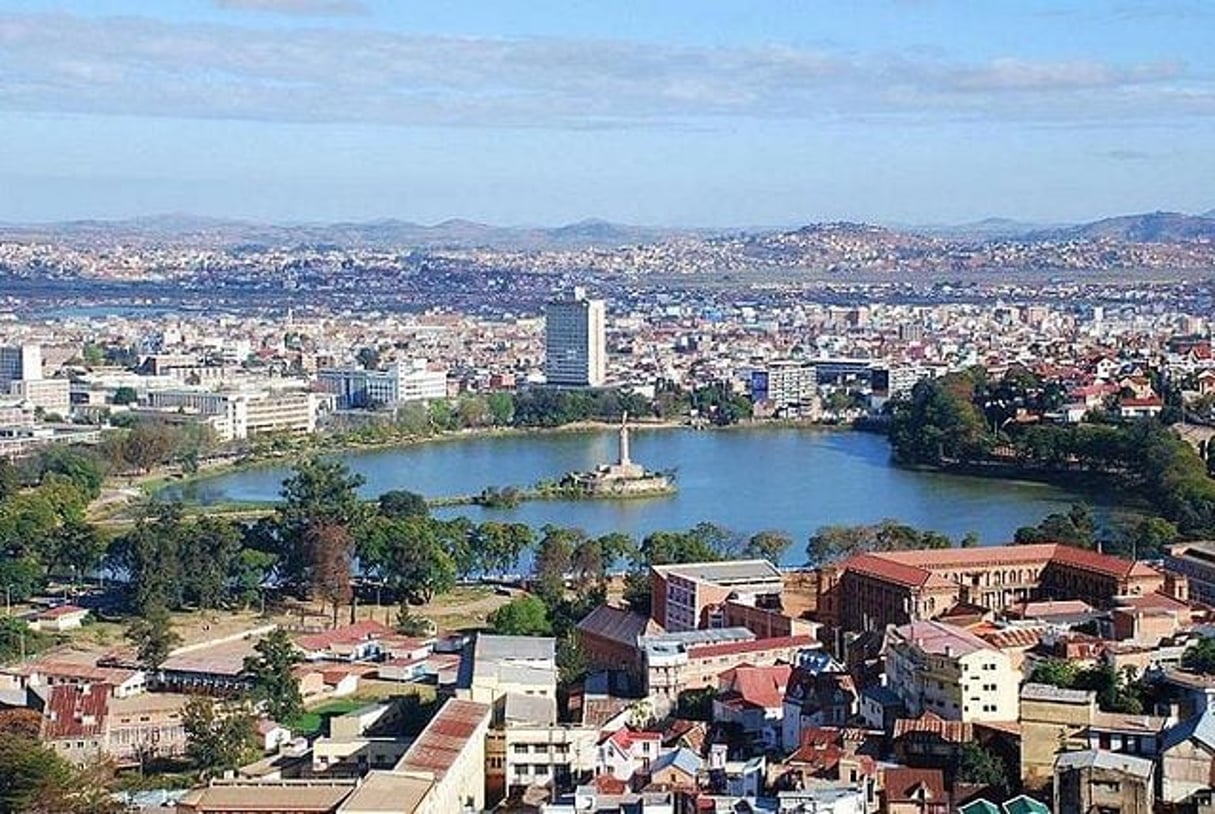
top-left (142, 389), bottom-right (322, 442)
top-left (545, 288), bottom-right (606, 387)
top-left (0, 344), bottom-right (70, 415)
top-left (317, 360), bottom-right (447, 409)
top-left (885, 620), bottom-right (1019, 723)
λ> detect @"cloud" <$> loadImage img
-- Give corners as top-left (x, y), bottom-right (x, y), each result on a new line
top-left (0, 12), bottom-right (1208, 130)
top-left (1100, 149), bottom-right (1154, 160)
top-left (212, 0), bottom-right (368, 15)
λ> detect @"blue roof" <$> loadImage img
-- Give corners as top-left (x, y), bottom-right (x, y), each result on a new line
top-left (1163, 708), bottom-right (1215, 752)
top-left (649, 746), bottom-right (702, 777)
top-left (959, 800), bottom-right (1001, 814)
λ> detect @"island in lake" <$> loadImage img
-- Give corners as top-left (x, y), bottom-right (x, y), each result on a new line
top-left (559, 415), bottom-right (675, 498)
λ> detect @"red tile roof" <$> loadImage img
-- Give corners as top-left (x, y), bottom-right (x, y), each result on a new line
top-left (893, 712), bottom-right (973, 744)
top-left (883, 767), bottom-right (947, 802)
top-left (294, 620), bottom-right (391, 651)
top-left (717, 663), bottom-right (791, 709)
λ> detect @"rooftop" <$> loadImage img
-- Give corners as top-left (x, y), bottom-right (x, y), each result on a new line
top-left (474, 633), bottom-right (555, 663)
top-left (651, 559), bottom-right (782, 587)
top-left (335, 771), bottom-right (432, 813)
top-left (176, 780), bottom-right (357, 812)
top-left (43, 682), bottom-right (109, 740)
top-left (576, 605), bottom-right (656, 645)
top-left (1020, 683), bottom-right (1094, 705)
top-left (394, 698), bottom-right (490, 780)
top-left (894, 619), bottom-right (994, 658)
top-left (1054, 748), bottom-right (1154, 778)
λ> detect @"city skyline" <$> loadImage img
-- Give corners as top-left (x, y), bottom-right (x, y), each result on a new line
top-left (2, 1), bottom-right (1214, 226)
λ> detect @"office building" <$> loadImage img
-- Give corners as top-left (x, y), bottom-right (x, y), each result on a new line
top-left (545, 288), bottom-right (606, 387)
top-left (317, 360), bottom-right (447, 410)
top-left (0, 344), bottom-right (42, 386)
top-left (0, 344), bottom-right (69, 415)
top-left (750, 362), bottom-right (818, 417)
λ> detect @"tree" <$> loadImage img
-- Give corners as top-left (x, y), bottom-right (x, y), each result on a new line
top-left (532, 525), bottom-right (582, 606)
top-left (1183, 638), bottom-right (1215, 675)
top-left (888, 375), bottom-right (991, 465)
top-left (359, 517), bottom-right (456, 604)
top-left (305, 520), bottom-right (355, 627)
top-left (125, 603), bottom-right (181, 670)
top-left (744, 530), bottom-right (792, 563)
top-left (395, 605), bottom-right (434, 637)
top-left (34, 446), bottom-right (105, 501)
top-left (181, 696), bottom-right (260, 778)
top-left (488, 595), bottom-right (553, 637)
top-left (556, 632), bottom-right (588, 688)
top-left (957, 742), bottom-right (1009, 792)
top-left (1028, 658), bottom-right (1080, 688)
top-left (1110, 516), bottom-right (1178, 560)
top-left (111, 386), bottom-right (138, 405)
top-left (243, 628), bottom-right (303, 723)
top-left (276, 459), bottom-right (369, 593)
top-left (378, 489), bottom-right (429, 519)
top-left (473, 521), bottom-right (534, 577)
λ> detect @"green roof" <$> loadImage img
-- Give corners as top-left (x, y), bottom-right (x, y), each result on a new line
top-left (1004, 795), bottom-right (1051, 814)
top-left (959, 800), bottom-right (1001, 814)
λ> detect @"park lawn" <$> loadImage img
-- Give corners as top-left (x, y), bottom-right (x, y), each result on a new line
top-left (289, 698), bottom-right (366, 737)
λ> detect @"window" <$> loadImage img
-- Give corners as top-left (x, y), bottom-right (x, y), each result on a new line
top-left (535, 765), bottom-right (549, 776)
top-left (513, 745), bottom-right (528, 755)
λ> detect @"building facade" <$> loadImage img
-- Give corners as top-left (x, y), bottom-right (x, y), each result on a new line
top-left (544, 288), bottom-right (606, 387)
top-left (884, 621), bottom-right (1019, 723)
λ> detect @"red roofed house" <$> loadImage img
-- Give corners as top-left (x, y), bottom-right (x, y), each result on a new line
top-left (29, 604), bottom-right (89, 632)
top-left (882, 767), bottom-right (949, 814)
top-left (713, 663), bottom-right (792, 749)
top-left (597, 728), bottom-right (664, 782)
top-left (394, 697), bottom-right (491, 813)
top-left (294, 620), bottom-right (393, 663)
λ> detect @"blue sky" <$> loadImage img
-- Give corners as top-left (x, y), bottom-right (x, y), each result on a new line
top-left (1, 0), bottom-right (1213, 226)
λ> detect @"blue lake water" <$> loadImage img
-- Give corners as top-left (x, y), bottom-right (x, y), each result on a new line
top-left (165, 428), bottom-right (1110, 565)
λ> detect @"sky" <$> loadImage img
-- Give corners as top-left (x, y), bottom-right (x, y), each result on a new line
top-left (1, 0), bottom-right (1214, 226)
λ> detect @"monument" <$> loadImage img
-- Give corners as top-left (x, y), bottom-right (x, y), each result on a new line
top-left (561, 413), bottom-right (674, 497)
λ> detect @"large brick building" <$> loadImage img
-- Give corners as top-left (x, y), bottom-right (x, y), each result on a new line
top-left (817, 544), bottom-right (1170, 632)
top-left (650, 560), bottom-right (784, 633)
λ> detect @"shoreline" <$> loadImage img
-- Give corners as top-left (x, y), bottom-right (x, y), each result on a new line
top-left (120, 417), bottom-right (852, 508)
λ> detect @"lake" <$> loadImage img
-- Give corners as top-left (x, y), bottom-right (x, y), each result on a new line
top-left (164, 427), bottom-right (1108, 565)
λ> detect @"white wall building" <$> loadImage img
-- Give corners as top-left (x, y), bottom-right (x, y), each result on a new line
top-left (885, 620), bottom-right (1020, 723)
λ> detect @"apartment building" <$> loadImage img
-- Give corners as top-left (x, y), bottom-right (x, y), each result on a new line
top-left (544, 287), bottom-right (606, 388)
top-left (884, 620), bottom-right (1019, 723)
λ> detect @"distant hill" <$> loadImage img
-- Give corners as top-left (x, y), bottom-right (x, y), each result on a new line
top-left (4, 209), bottom-right (1215, 254)
top-left (907, 217), bottom-right (1061, 240)
top-left (0, 214), bottom-right (699, 251)
top-left (1036, 211), bottom-right (1215, 242)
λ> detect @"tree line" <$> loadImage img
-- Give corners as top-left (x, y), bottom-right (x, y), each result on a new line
top-left (888, 368), bottom-right (1215, 538)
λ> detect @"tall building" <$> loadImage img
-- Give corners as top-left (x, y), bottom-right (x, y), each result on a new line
top-left (0, 344), bottom-right (42, 385)
top-left (0, 344), bottom-right (70, 416)
top-left (544, 288), bottom-right (605, 387)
